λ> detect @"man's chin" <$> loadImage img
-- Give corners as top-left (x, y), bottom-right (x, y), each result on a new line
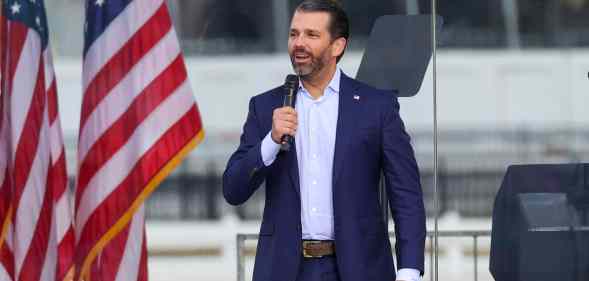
top-left (293, 66), bottom-right (312, 77)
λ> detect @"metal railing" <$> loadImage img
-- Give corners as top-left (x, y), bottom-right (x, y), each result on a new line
top-left (236, 230), bottom-right (491, 281)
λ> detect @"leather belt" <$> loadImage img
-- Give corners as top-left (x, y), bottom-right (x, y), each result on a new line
top-left (302, 240), bottom-right (335, 258)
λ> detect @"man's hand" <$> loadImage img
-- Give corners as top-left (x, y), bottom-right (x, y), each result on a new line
top-left (271, 106), bottom-right (298, 144)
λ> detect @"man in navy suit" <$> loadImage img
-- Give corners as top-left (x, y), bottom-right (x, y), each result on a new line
top-left (223, 1), bottom-right (426, 280)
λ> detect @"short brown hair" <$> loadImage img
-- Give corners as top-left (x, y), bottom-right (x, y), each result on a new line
top-left (296, 0), bottom-right (349, 62)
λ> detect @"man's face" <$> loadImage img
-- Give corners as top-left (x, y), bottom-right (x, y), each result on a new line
top-left (288, 11), bottom-right (339, 78)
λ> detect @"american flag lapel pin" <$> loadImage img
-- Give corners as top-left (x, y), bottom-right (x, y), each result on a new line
top-left (353, 95), bottom-right (360, 101)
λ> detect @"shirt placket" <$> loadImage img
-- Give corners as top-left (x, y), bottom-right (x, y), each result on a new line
top-left (308, 101), bottom-right (322, 223)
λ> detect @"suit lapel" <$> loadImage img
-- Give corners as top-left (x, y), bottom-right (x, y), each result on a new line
top-left (332, 74), bottom-right (359, 187)
top-left (273, 88), bottom-right (301, 197)
top-left (287, 143), bottom-right (300, 197)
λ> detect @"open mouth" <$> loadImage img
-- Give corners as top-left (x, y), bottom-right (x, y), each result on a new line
top-left (294, 52), bottom-right (311, 63)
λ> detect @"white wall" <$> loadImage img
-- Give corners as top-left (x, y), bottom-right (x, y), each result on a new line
top-left (53, 50), bottom-right (589, 138)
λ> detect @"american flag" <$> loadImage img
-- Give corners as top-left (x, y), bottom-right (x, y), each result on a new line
top-left (74, 0), bottom-right (204, 280)
top-left (0, 0), bottom-right (75, 281)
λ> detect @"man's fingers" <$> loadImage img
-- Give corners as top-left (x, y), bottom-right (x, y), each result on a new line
top-left (272, 107), bottom-right (298, 143)
top-left (274, 107), bottom-right (298, 123)
top-left (276, 117), bottom-right (296, 127)
top-left (273, 118), bottom-right (297, 128)
top-left (275, 120), bottom-right (296, 133)
top-left (277, 126), bottom-right (297, 137)
top-left (278, 107), bottom-right (297, 117)
top-left (281, 115), bottom-right (298, 124)
top-left (279, 109), bottom-right (297, 117)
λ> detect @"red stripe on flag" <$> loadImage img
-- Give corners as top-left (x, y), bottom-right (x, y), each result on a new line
top-left (0, 168), bottom-right (11, 233)
top-left (0, 14), bottom-right (6, 95)
top-left (56, 227), bottom-right (75, 281)
top-left (0, 14), bottom-right (7, 135)
top-left (1, 12), bottom-right (5, 66)
top-left (51, 151), bottom-right (68, 201)
top-left (80, 3), bottom-right (171, 128)
top-left (76, 55), bottom-right (187, 208)
top-left (1, 244), bottom-right (14, 280)
top-left (47, 79), bottom-right (58, 124)
top-left (11, 59), bottom-right (46, 217)
top-left (75, 106), bottom-right (201, 267)
top-left (137, 228), bottom-right (148, 281)
top-left (50, 152), bottom-right (73, 281)
top-left (18, 168), bottom-right (53, 281)
top-left (1, 21), bottom-right (28, 96)
top-left (0, 176), bottom-right (12, 280)
top-left (90, 223), bottom-right (131, 281)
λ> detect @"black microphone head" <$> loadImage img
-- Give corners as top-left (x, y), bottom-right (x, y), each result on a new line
top-left (284, 74), bottom-right (299, 90)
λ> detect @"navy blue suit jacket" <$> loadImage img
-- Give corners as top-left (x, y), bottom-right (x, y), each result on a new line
top-left (223, 73), bottom-right (426, 281)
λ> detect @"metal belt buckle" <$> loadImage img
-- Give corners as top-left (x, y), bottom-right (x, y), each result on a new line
top-left (302, 241), bottom-right (321, 258)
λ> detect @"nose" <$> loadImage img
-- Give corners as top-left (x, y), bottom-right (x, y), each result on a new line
top-left (291, 34), bottom-right (305, 48)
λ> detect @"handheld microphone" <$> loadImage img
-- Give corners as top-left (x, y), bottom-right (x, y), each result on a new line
top-left (281, 75), bottom-right (299, 151)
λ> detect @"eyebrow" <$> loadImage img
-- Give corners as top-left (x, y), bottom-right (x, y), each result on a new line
top-left (290, 28), bottom-right (322, 34)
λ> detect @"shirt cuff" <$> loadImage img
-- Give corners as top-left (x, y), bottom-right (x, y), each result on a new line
top-left (396, 268), bottom-right (421, 281)
top-left (261, 131), bottom-right (281, 166)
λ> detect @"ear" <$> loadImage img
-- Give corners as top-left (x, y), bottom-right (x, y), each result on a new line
top-left (331, 37), bottom-right (347, 58)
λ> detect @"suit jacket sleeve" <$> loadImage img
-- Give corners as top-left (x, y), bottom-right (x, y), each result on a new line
top-left (381, 95), bottom-right (426, 273)
top-left (222, 97), bottom-right (269, 205)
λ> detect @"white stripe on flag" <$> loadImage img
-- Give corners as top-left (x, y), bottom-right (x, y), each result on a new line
top-left (114, 205), bottom-right (145, 281)
top-left (14, 107), bottom-right (51, 278)
top-left (78, 29), bottom-right (179, 161)
top-left (82, 0), bottom-right (164, 90)
top-left (0, 263), bottom-right (12, 281)
top-left (55, 191), bottom-right (72, 243)
top-left (76, 81), bottom-right (194, 236)
top-left (43, 50), bottom-right (54, 91)
top-left (9, 32), bottom-right (41, 155)
top-left (49, 122), bottom-right (64, 166)
top-left (39, 208), bottom-right (57, 281)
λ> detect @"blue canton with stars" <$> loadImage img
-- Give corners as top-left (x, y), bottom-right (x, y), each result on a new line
top-left (84, 0), bottom-right (132, 56)
top-left (2, 0), bottom-right (49, 49)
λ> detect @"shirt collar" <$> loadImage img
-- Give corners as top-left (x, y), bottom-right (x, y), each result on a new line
top-left (298, 68), bottom-right (342, 95)
top-left (327, 67), bottom-right (341, 93)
